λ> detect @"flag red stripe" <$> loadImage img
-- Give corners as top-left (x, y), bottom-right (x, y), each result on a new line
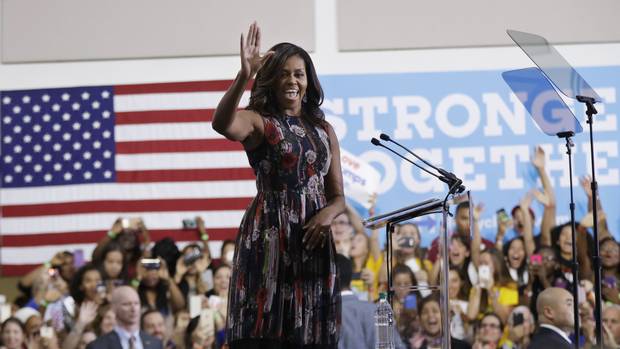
top-left (115, 168), bottom-right (255, 182)
top-left (114, 81), bottom-right (232, 94)
top-left (2, 197), bottom-right (252, 217)
top-left (0, 228), bottom-right (239, 247)
top-left (113, 80), bottom-right (252, 95)
top-left (3, 265), bottom-right (53, 277)
top-left (115, 109), bottom-right (215, 124)
top-left (116, 139), bottom-right (243, 154)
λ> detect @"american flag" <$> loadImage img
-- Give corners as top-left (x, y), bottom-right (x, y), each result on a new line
top-left (0, 81), bottom-right (255, 276)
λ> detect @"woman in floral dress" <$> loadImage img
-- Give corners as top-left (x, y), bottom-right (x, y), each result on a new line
top-left (212, 22), bottom-right (345, 349)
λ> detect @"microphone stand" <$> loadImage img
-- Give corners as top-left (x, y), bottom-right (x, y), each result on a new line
top-left (557, 131), bottom-right (580, 349)
top-left (379, 133), bottom-right (464, 193)
top-left (577, 95), bottom-right (603, 346)
top-left (371, 136), bottom-right (465, 349)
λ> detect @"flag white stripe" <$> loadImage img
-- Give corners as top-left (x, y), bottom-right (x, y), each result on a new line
top-left (115, 122), bottom-right (224, 142)
top-left (1, 210), bottom-right (246, 235)
top-left (115, 151), bottom-right (249, 171)
top-left (114, 92), bottom-right (250, 112)
top-left (1, 180), bottom-right (257, 205)
top-left (1, 240), bottom-right (224, 265)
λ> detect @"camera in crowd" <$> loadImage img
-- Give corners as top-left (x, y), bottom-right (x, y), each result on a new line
top-left (182, 218), bottom-right (198, 230)
top-left (183, 247), bottom-right (203, 266)
top-left (141, 258), bottom-right (161, 270)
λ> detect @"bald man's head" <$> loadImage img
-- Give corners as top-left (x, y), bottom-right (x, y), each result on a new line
top-left (111, 286), bottom-right (141, 331)
top-left (536, 287), bottom-right (574, 332)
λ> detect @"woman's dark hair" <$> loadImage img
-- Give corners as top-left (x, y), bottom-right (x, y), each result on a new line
top-left (476, 312), bottom-right (504, 333)
top-left (138, 279), bottom-right (171, 316)
top-left (140, 308), bottom-right (163, 328)
top-left (600, 237), bottom-right (620, 273)
top-left (247, 42), bottom-right (325, 125)
top-left (392, 263), bottom-right (419, 297)
top-left (70, 263), bottom-right (101, 304)
top-left (152, 237), bottom-right (181, 277)
top-left (451, 234), bottom-right (471, 254)
top-left (449, 234), bottom-right (472, 283)
top-left (184, 315), bottom-right (201, 349)
top-left (97, 241), bottom-right (128, 281)
top-left (477, 248), bottom-right (513, 313)
top-left (449, 265), bottom-right (471, 301)
top-left (551, 222), bottom-right (594, 262)
top-left (335, 254), bottom-right (352, 289)
top-left (483, 248), bottom-right (512, 287)
top-left (456, 201), bottom-right (470, 214)
top-left (213, 263), bottom-right (232, 277)
top-left (503, 237), bottom-right (528, 283)
top-left (417, 294), bottom-right (440, 315)
top-left (1, 317), bottom-right (25, 335)
top-left (91, 301), bottom-right (112, 336)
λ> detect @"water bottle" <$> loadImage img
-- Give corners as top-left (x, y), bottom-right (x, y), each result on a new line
top-left (375, 292), bottom-right (395, 349)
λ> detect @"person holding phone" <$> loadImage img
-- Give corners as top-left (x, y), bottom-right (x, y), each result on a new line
top-left (174, 243), bottom-right (212, 305)
top-left (504, 306), bottom-right (535, 349)
top-left (387, 223), bottom-right (431, 293)
top-left (522, 246), bottom-right (564, 317)
top-left (136, 257), bottom-right (185, 325)
top-left (467, 249), bottom-right (518, 325)
top-left (17, 251), bottom-right (76, 308)
top-left (212, 22), bottom-right (345, 348)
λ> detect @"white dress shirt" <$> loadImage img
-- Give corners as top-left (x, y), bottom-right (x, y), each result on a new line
top-left (114, 326), bottom-right (144, 349)
top-left (540, 323), bottom-right (572, 344)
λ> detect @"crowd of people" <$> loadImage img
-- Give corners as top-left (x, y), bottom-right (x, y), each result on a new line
top-left (332, 146), bottom-right (620, 349)
top-left (1, 216), bottom-right (233, 349)
top-left (0, 144), bottom-right (617, 349)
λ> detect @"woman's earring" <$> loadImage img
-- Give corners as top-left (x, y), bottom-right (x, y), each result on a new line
top-left (302, 94), bottom-right (308, 103)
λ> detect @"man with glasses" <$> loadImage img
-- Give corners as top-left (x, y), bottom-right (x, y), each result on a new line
top-left (472, 313), bottom-right (503, 348)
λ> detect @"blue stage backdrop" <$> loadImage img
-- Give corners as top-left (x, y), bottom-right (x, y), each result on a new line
top-left (319, 66), bottom-right (620, 247)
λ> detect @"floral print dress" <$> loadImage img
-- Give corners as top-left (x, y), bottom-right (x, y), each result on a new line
top-left (226, 114), bottom-right (341, 346)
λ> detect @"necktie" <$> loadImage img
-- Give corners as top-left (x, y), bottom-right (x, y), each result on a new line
top-left (129, 335), bottom-right (136, 349)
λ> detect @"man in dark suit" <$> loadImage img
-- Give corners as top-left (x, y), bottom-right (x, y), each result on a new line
top-left (528, 287), bottom-right (574, 349)
top-left (87, 286), bottom-right (163, 349)
top-left (336, 254), bottom-right (406, 349)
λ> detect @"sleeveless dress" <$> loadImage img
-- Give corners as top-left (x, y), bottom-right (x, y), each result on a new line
top-left (226, 114), bottom-right (341, 346)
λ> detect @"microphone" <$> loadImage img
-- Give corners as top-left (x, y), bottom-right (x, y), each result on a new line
top-left (378, 133), bottom-right (465, 193)
top-left (371, 137), bottom-right (455, 188)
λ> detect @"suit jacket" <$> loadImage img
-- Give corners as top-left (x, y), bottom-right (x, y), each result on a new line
top-left (528, 327), bottom-right (573, 349)
top-left (418, 337), bottom-right (470, 349)
top-left (86, 329), bottom-right (163, 349)
top-left (338, 293), bottom-right (406, 349)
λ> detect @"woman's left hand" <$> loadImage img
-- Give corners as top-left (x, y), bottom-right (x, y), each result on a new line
top-left (302, 210), bottom-right (333, 250)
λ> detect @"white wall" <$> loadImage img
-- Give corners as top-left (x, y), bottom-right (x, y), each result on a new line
top-left (1, 0), bottom-right (619, 90)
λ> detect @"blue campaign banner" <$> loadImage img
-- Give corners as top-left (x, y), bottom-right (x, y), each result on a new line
top-left (319, 66), bottom-right (620, 247)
